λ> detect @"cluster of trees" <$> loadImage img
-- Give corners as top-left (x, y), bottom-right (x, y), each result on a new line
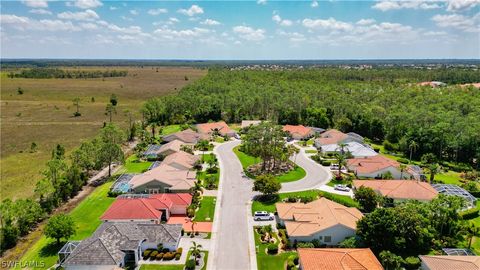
top-left (7, 68), bottom-right (128, 79)
top-left (141, 68), bottom-right (480, 165)
top-left (0, 124), bottom-right (125, 253)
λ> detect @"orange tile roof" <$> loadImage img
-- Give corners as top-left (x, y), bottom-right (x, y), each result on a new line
top-left (316, 129), bottom-right (348, 145)
top-left (162, 129), bottom-right (208, 143)
top-left (298, 248), bottom-right (383, 270)
top-left (347, 155), bottom-right (400, 174)
top-left (283, 125), bottom-right (313, 138)
top-left (157, 140), bottom-right (184, 154)
top-left (276, 197), bottom-right (363, 237)
top-left (420, 255), bottom-right (480, 270)
top-left (196, 121), bottom-right (235, 136)
top-left (353, 180), bottom-right (438, 201)
top-left (162, 151), bottom-right (200, 170)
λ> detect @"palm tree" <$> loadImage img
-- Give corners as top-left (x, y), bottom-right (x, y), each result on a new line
top-left (409, 140), bottom-right (418, 162)
top-left (189, 241), bottom-right (203, 264)
top-left (338, 142), bottom-right (347, 155)
top-left (335, 152), bottom-right (346, 178)
top-left (467, 224), bottom-right (480, 249)
top-left (427, 163), bottom-right (439, 183)
top-left (191, 220), bottom-right (197, 236)
top-left (399, 164), bottom-right (407, 179)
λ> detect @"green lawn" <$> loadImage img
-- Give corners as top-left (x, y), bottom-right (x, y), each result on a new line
top-left (17, 181), bottom-right (116, 269)
top-left (194, 196), bottom-right (216, 222)
top-left (233, 145), bottom-right (261, 170)
top-left (161, 124), bottom-right (182, 135)
top-left (120, 154), bottom-right (152, 173)
top-left (435, 171), bottom-right (462, 185)
top-left (252, 190), bottom-right (357, 214)
top-left (305, 149), bottom-right (317, 154)
top-left (276, 166), bottom-right (306, 183)
top-left (254, 227), bottom-right (297, 270)
top-left (215, 136), bottom-right (225, 143)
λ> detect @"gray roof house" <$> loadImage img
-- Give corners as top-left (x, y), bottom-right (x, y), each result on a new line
top-left (60, 222), bottom-right (182, 270)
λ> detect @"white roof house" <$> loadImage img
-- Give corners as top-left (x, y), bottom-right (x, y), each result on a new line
top-left (321, 142), bottom-right (378, 158)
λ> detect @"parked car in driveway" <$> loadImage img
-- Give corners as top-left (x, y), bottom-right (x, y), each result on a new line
top-left (253, 211), bottom-right (274, 221)
top-left (334, 184), bottom-right (351, 192)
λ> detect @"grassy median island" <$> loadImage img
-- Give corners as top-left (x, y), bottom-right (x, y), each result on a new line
top-left (17, 181), bottom-right (116, 269)
top-left (194, 196), bottom-right (216, 222)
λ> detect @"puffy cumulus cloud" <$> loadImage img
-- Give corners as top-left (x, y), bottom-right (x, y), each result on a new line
top-left (232, 25), bottom-right (266, 41)
top-left (356, 18), bottom-right (376, 25)
top-left (72, 0), bottom-right (103, 9)
top-left (0, 14), bottom-right (80, 31)
top-left (29, 9), bottom-right (52, 15)
top-left (79, 22), bottom-right (98, 30)
top-left (200, 19), bottom-right (221, 25)
top-left (272, 14), bottom-right (293, 26)
top-left (432, 13), bottom-right (480, 32)
top-left (21, 0), bottom-right (48, 8)
top-left (372, 1), bottom-right (441, 11)
top-left (97, 20), bottom-right (145, 35)
top-left (446, 0), bottom-right (480, 12)
top-left (148, 8), bottom-right (168, 15)
top-left (177, 5), bottom-right (203, 16)
top-left (153, 26), bottom-right (211, 40)
top-left (311, 1), bottom-right (319, 8)
top-left (277, 30), bottom-right (305, 42)
top-left (257, 0), bottom-right (267, 5)
top-left (302, 18), bottom-right (353, 31)
top-left (57, 9), bottom-right (99, 21)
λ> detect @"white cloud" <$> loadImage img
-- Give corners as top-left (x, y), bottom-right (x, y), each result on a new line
top-left (372, 1), bottom-right (441, 11)
top-left (58, 9), bottom-right (99, 21)
top-left (423, 30), bottom-right (448, 36)
top-left (311, 0), bottom-right (319, 8)
top-left (446, 0), bottom-right (480, 12)
top-left (302, 18), bottom-right (353, 31)
top-left (130, 10), bottom-right (139, 15)
top-left (277, 30), bottom-right (305, 42)
top-left (29, 9), bottom-right (52, 15)
top-left (257, 0), bottom-right (267, 5)
top-left (21, 0), bottom-right (48, 8)
top-left (0, 14), bottom-right (80, 31)
top-left (148, 8), bottom-right (168, 15)
top-left (356, 18), bottom-right (376, 25)
top-left (233, 25), bottom-right (266, 41)
top-left (431, 13), bottom-right (480, 32)
top-left (177, 5), bottom-right (204, 16)
top-left (73, 0), bottom-right (103, 9)
top-left (109, 6), bottom-right (117, 11)
top-left (272, 14), bottom-right (293, 26)
top-left (201, 19), bottom-right (221, 25)
top-left (153, 26), bottom-right (211, 40)
top-left (80, 22), bottom-right (98, 30)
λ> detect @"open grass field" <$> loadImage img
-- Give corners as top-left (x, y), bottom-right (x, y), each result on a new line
top-left (194, 196), bottom-right (216, 222)
top-left (16, 181), bottom-right (115, 269)
top-left (1, 67), bottom-right (207, 200)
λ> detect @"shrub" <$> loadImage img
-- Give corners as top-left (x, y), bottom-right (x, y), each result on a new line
top-left (195, 231), bottom-right (199, 236)
top-left (181, 229), bottom-right (185, 236)
top-left (175, 253), bottom-right (181, 260)
top-left (286, 261), bottom-right (295, 270)
top-left (373, 146), bottom-right (381, 153)
top-left (404, 256), bottom-right (421, 270)
top-left (150, 251), bottom-right (158, 259)
top-left (156, 253), bottom-right (163, 260)
top-left (187, 207), bottom-right (195, 218)
top-left (460, 207), bottom-right (479, 219)
top-left (383, 140), bottom-right (397, 152)
top-left (397, 158), bottom-right (409, 164)
top-left (297, 242), bottom-right (315, 248)
top-left (206, 167), bottom-right (218, 174)
top-left (142, 250), bottom-right (152, 258)
top-left (163, 252), bottom-right (175, 260)
top-left (299, 196), bottom-right (314, 203)
top-left (286, 196), bottom-right (298, 203)
top-left (162, 248), bottom-right (170, 253)
top-left (176, 247), bottom-right (183, 255)
top-left (267, 243), bottom-right (278, 254)
top-left (185, 259), bottom-right (196, 270)
top-left (321, 160), bottom-right (331, 166)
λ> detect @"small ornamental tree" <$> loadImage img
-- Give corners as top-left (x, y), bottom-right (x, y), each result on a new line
top-left (252, 174), bottom-right (281, 198)
top-left (44, 214), bottom-right (75, 245)
top-left (354, 186), bottom-right (380, 212)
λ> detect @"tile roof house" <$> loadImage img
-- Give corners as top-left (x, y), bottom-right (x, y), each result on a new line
top-left (353, 180), bottom-right (438, 202)
top-left (419, 255), bottom-right (480, 270)
top-left (275, 197), bottom-right (363, 245)
top-left (162, 151), bottom-right (200, 170)
top-left (298, 248), bottom-right (383, 270)
top-left (60, 222), bottom-right (182, 269)
top-left (320, 141), bottom-right (378, 158)
top-left (314, 129), bottom-right (365, 148)
top-left (196, 121), bottom-right (236, 137)
top-left (282, 125), bottom-right (314, 140)
top-left (156, 140), bottom-right (184, 156)
top-left (241, 120), bottom-right (262, 129)
top-left (129, 164), bottom-right (197, 194)
top-left (347, 155), bottom-right (414, 179)
top-left (162, 128), bottom-right (207, 144)
top-left (101, 193), bottom-right (192, 222)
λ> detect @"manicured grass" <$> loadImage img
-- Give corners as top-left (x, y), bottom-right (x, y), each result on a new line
top-left (233, 145), bottom-right (261, 170)
top-left (276, 166), bottom-right (306, 183)
top-left (120, 154), bottom-right (152, 173)
top-left (305, 149), bottom-right (317, 154)
top-left (140, 265), bottom-right (184, 270)
top-left (17, 181), bottom-right (116, 269)
top-left (254, 227), bottom-right (297, 270)
top-left (201, 153), bottom-right (216, 163)
top-left (194, 196), bottom-right (216, 222)
top-left (215, 136), bottom-right (226, 143)
top-left (161, 124), bottom-right (182, 135)
top-left (435, 171), bottom-right (462, 185)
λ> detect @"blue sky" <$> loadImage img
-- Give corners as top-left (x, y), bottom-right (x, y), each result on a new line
top-left (1, 0), bottom-right (479, 59)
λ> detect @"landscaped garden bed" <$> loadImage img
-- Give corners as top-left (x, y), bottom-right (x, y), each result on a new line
top-left (254, 225), bottom-right (298, 270)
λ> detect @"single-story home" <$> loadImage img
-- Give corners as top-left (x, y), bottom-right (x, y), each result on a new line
top-left (298, 248), bottom-right (383, 270)
top-left (353, 180), bottom-right (438, 202)
top-left (346, 155), bottom-right (415, 180)
top-left (241, 120), bottom-right (262, 129)
top-left (196, 121), bottom-right (236, 137)
top-left (60, 222), bottom-right (182, 269)
top-left (314, 129), bottom-right (364, 148)
top-left (161, 151), bottom-right (200, 170)
top-left (419, 255), bottom-right (480, 270)
top-left (129, 164), bottom-right (197, 194)
top-left (320, 141), bottom-right (378, 158)
top-left (275, 197), bottom-right (363, 245)
top-left (100, 193), bottom-right (192, 223)
top-left (283, 125), bottom-right (314, 140)
top-left (162, 128), bottom-right (207, 144)
top-left (418, 81), bottom-right (447, 88)
top-left (156, 140), bottom-right (185, 157)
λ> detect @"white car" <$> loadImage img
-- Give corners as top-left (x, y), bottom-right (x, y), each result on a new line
top-left (253, 211), bottom-right (274, 221)
top-left (334, 184), bottom-right (351, 192)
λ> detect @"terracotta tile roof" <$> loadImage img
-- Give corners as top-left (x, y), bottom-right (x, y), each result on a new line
top-left (196, 121), bottom-right (235, 136)
top-left (162, 129), bottom-right (207, 144)
top-left (347, 155), bottom-right (400, 174)
top-left (130, 163), bottom-right (197, 191)
top-left (157, 140), bottom-right (184, 155)
top-left (461, 83), bottom-right (480, 88)
top-left (420, 255), bottom-right (480, 270)
top-left (100, 194), bottom-right (192, 221)
top-left (353, 180), bottom-right (438, 201)
top-left (298, 248), bottom-right (383, 270)
top-left (162, 151), bottom-right (200, 170)
top-left (276, 197), bottom-right (363, 237)
top-left (316, 129), bottom-right (348, 145)
top-left (283, 125), bottom-right (313, 138)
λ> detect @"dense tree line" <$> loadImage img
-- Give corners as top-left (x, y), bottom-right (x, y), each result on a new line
top-left (7, 68), bottom-right (128, 79)
top-left (0, 124), bottom-right (125, 254)
top-left (142, 68), bottom-right (480, 165)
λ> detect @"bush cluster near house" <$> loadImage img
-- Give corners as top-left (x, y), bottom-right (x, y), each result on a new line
top-left (142, 246), bottom-right (183, 261)
top-left (254, 225), bottom-right (298, 270)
